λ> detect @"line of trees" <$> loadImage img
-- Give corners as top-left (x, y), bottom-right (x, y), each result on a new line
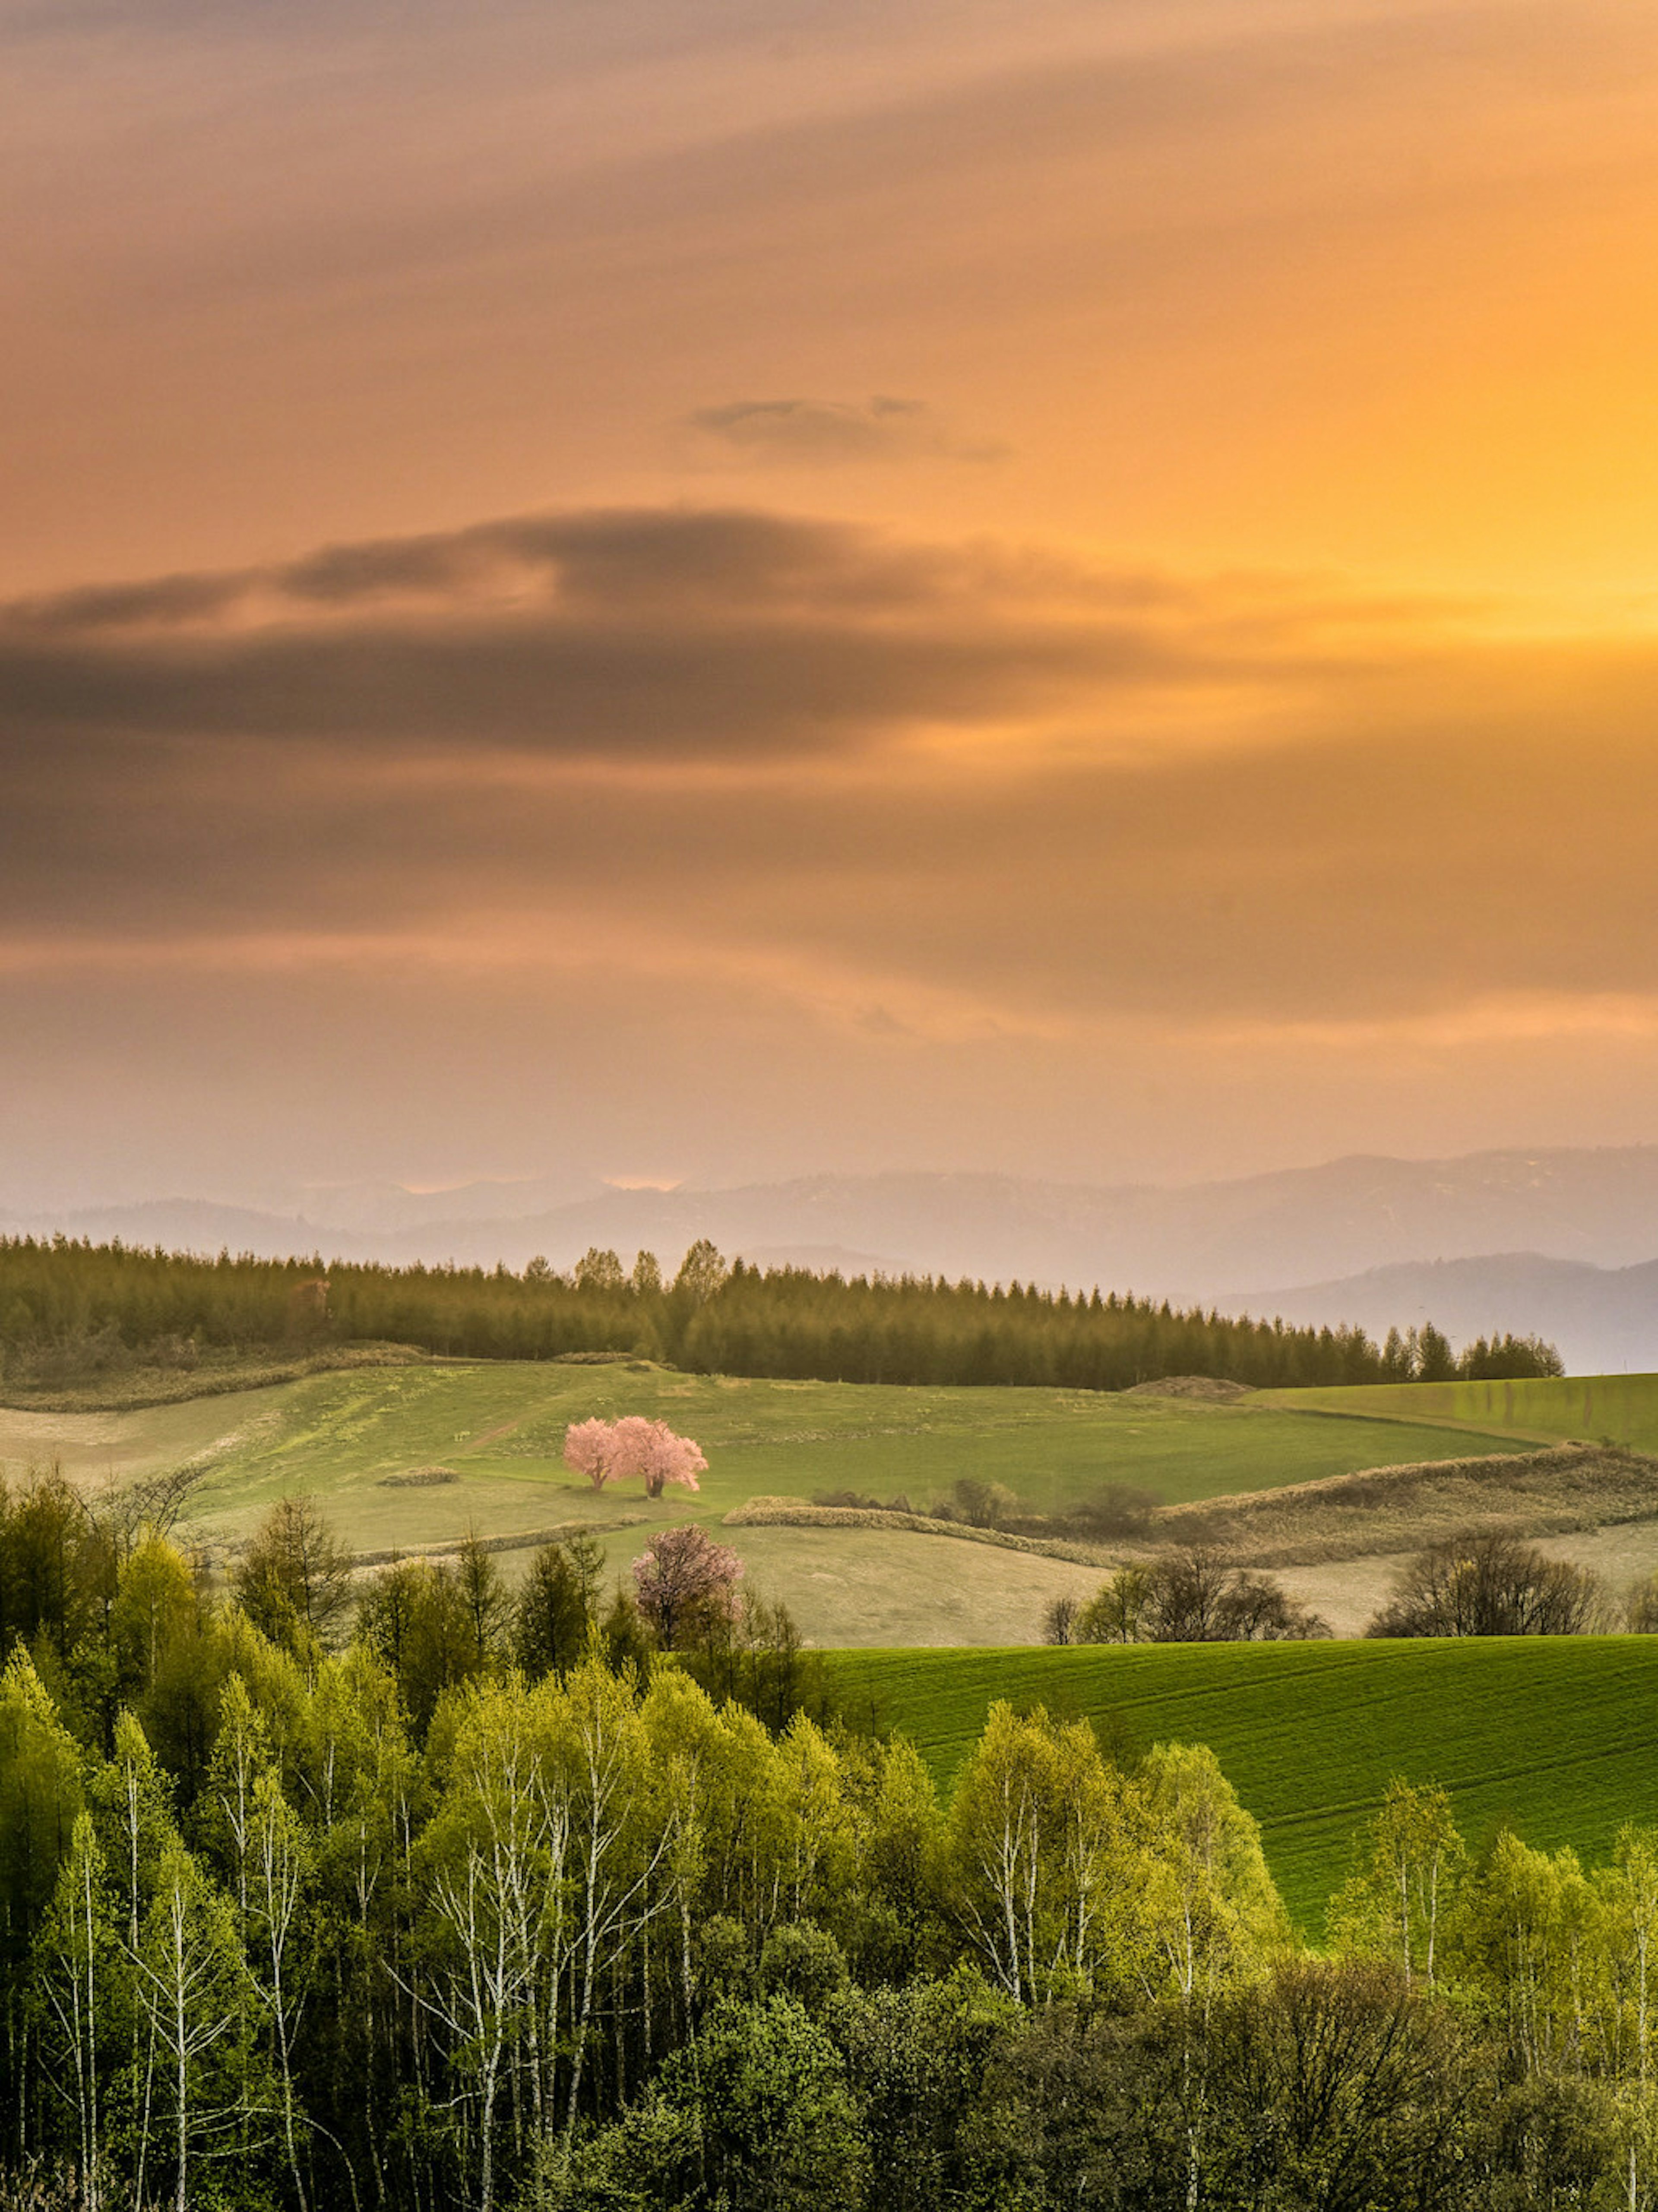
top-left (1052, 1532), bottom-right (1646, 1646)
top-left (0, 1234), bottom-right (1563, 1395)
top-left (1367, 1532), bottom-right (1610, 1638)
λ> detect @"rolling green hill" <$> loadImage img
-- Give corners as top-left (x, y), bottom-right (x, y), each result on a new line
top-left (0, 1360), bottom-right (1541, 1643)
top-left (16, 1364), bottom-right (1658, 1892)
top-left (826, 1638), bottom-right (1658, 1928)
top-left (2, 1358), bottom-right (1520, 1549)
top-left (1269, 1370), bottom-right (1658, 1453)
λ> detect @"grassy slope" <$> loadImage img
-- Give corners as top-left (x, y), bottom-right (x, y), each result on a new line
top-left (1269, 1371), bottom-right (1658, 1453)
top-left (826, 1639), bottom-right (1658, 1929)
top-left (0, 1361), bottom-right (1520, 1533)
top-left (1, 1361), bottom-right (1565, 1644)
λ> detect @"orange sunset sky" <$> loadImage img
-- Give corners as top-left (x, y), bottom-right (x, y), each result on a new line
top-left (6, 0), bottom-right (1658, 1209)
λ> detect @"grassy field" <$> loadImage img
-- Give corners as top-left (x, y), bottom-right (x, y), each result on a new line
top-left (826, 1638), bottom-right (1658, 1929)
top-left (1270, 1371), bottom-right (1658, 1453)
top-left (0, 1359), bottom-right (1523, 1527)
top-left (0, 1345), bottom-right (1530, 1522)
top-left (19, 1359), bottom-right (1658, 1641)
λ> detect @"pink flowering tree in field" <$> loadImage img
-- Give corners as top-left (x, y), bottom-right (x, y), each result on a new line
top-left (632, 1524), bottom-right (743, 1649)
top-left (563, 1415), bottom-right (708, 1497)
top-left (630, 1417), bottom-right (708, 1499)
top-left (563, 1417), bottom-right (622, 1490)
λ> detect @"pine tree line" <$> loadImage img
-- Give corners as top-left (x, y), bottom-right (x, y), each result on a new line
top-left (0, 1236), bottom-right (1562, 1395)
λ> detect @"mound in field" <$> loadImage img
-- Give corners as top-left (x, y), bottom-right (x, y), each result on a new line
top-left (378, 1465), bottom-right (460, 1487)
top-left (723, 1494), bottom-right (1107, 1565)
top-left (1123, 1375), bottom-right (1255, 1402)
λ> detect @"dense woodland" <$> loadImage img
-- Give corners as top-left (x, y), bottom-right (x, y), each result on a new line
top-left (0, 1235), bottom-right (1562, 1395)
top-left (0, 1486), bottom-right (1655, 2209)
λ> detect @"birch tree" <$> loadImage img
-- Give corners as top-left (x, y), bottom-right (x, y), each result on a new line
top-left (947, 1702), bottom-right (1140, 2006)
top-left (1450, 1830), bottom-right (1602, 2079)
top-left (1604, 1826), bottom-right (1658, 2086)
top-left (38, 1811), bottom-right (115, 2208)
top-left (1137, 1742), bottom-right (1287, 2007)
top-left (557, 1659), bottom-right (674, 2142)
top-left (129, 1840), bottom-right (255, 2212)
top-left (415, 1677), bottom-right (565, 2212)
top-left (1328, 1776), bottom-right (1465, 1984)
top-left (247, 1771), bottom-right (312, 2211)
top-left (0, 1647), bottom-right (83, 2153)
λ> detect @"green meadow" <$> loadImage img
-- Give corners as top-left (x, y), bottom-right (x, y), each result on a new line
top-left (13, 1358), bottom-right (1658, 1648)
top-left (1, 1355), bottom-right (1522, 1553)
top-left (1269, 1369), bottom-right (1658, 1453)
top-left (825, 1637), bottom-right (1658, 1929)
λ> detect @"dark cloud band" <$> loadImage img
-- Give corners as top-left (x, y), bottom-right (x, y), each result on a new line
top-left (6, 501), bottom-right (1658, 1034)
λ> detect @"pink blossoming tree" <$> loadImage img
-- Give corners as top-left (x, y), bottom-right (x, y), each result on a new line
top-left (631, 1524), bottom-right (743, 1649)
top-left (630, 1417), bottom-right (709, 1499)
top-left (563, 1415), bottom-right (707, 1497)
top-left (563, 1416), bottom-right (621, 1490)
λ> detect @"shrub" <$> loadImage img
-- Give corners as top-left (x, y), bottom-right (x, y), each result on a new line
top-left (1073, 1549), bottom-right (1329, 1643)
top-left (1367, 1532), bottom-right (1607, 1637)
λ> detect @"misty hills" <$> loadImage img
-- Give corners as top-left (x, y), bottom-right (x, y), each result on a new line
top-left (1234, 1253), bottom-right (1658, 1380)
top-left (18, 1143), bottom-right (1658, 1282)
top-left (8, 1145), bottom-right (1658, 1373)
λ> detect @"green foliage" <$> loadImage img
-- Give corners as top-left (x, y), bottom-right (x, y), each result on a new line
top-left (0, 1650), bottom-right (83, 2035)
top-left (356, 1557), bottom-right (484, 1736)
top-left (229, 1496), bottom-right (356, 1657)
top-left (661, 1994), bottom-right (869, 2211)
top-left (6, 1535), bottom-right (1658, 2210)
top-left (834, 1968), bottom-right (1024, 2212)
top-left (513, 1535), bottom-right (604, 1680)
top-left (946, 1702), bottom-right (1147, 2006)
top-left (971, 1964), bottom-right (1482, 2210)
top-left (1137, 1740), bottom-right (1291, 1996)
top-left (109, 1540), bottom-right (198, 1707)
top-left (1328, 1777), bottom-right (1466, 1978)
top-left (758, 1921), bottom-right (849, 2012)
top-left (0, 1475), bottom-right (116, 1672)
top-left (528, 2094), bottom-right (699, 2212)
top-left (1166, 1959), bottom-right (1478, 2209)
top-left (680, 1591), bottom-right (829, 1737)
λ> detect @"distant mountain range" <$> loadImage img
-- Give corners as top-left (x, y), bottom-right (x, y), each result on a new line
top-left (7, 1146), bottom-right (1658, 1374)
top-left (1234, 1253), bottom-right (1658, 1379)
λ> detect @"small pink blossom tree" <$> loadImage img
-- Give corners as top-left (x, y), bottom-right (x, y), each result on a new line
top-left (631, 1524), bottom-right (743, 1649)
top-left (563, 1416), bottom-right (621, 1490)
top-left (631, 1417), bottom-right (708, 1499)
top-left (563, 1415), bottom-right (708, 1497)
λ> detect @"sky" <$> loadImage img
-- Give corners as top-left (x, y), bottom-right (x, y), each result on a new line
top-left (7, 0), bottom-right (1658, 1211)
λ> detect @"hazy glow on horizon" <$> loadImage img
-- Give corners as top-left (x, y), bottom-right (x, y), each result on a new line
top-left (5, 0), bottom-right (1658, 1208)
